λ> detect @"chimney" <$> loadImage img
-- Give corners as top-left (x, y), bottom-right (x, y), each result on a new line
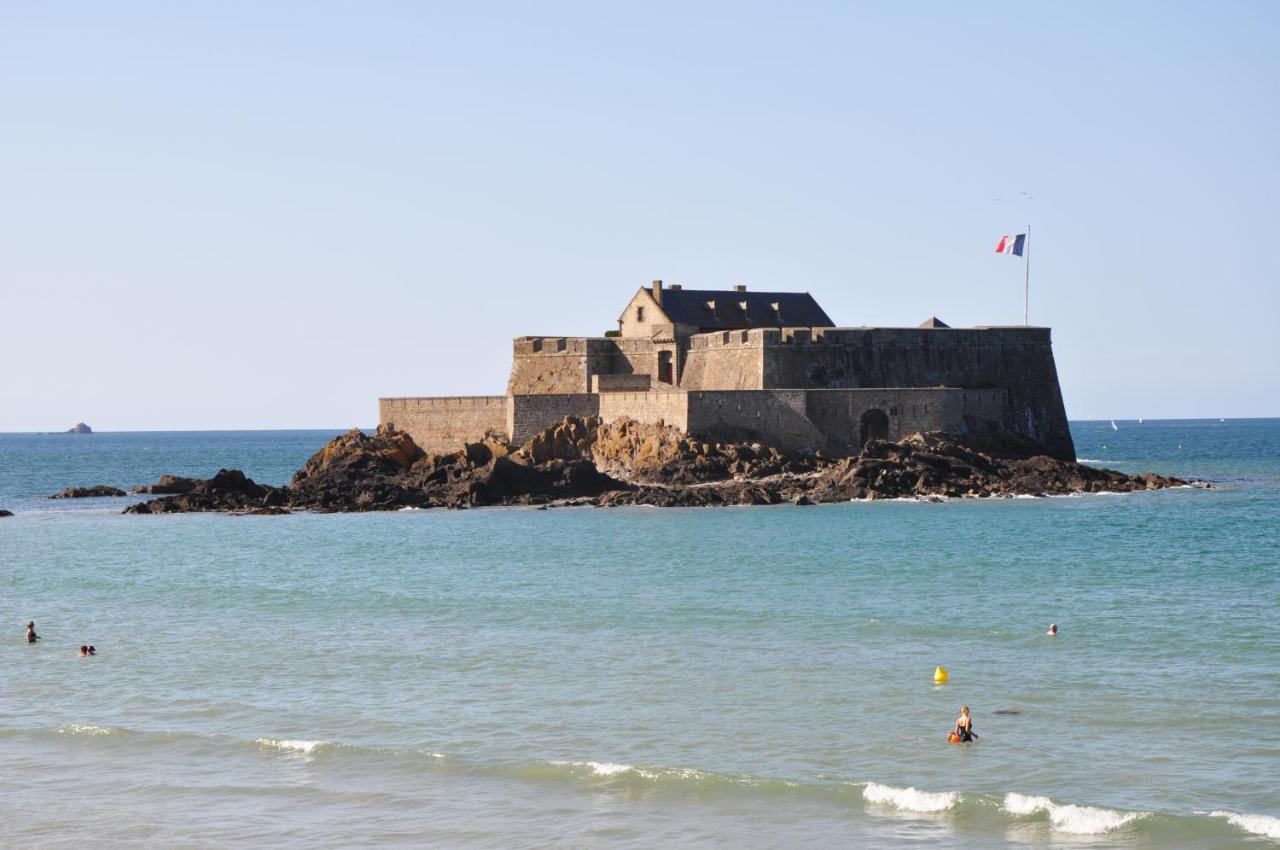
top-left (669, 284), bottom-right (682, 291)
top-left (733, 284), bottom-right (747, 293)
top-left (652, 279), bottom-right (663, 305)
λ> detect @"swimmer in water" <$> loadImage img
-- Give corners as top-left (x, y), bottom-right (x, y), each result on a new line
top-left (88, 645), bottom-right (96, 656)
top-left (26, 621), bottom-right (39, 643)
top-left (1047, 623), bottom-right (1058, 636)
top-left (954, 706), bottom-right (977, 742)
top-left (79, 645), bottom-right (89, 657)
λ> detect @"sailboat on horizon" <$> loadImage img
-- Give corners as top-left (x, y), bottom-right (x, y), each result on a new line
top-left (1110, 419), bottom-right (1118, 431)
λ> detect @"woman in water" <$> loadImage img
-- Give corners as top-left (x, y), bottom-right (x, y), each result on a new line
top-left (26, 621), bottom-right (39, 643)
top-left (954, 706), bottom-right (976, 742)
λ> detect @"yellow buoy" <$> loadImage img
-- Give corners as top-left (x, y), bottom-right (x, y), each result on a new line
top-left (934, 666), bottom-right (949, 684)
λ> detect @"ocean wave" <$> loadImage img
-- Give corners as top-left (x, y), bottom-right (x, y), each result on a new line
top-left (1207, 810), bottom-right (1280, 839)
top-left (58, 723), bottom-right (125, 737)
top-left (254, 737), bottom-right (336, 756)
top-left (550, 760), bottom-right (639, 778)
top-left (862, 782), bottom-right (959, 812)
top-left (1004, 792), bottom-right (1145, 834)
top-left (16, 723), bottom-right (1271, 840)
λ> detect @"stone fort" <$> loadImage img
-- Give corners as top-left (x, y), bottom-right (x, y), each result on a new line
top-left (379, 281), bottom-right (1076, 461)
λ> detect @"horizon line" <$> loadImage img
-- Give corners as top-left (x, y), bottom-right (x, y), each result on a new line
top-left (2, 415), bottom-right (1277, 435)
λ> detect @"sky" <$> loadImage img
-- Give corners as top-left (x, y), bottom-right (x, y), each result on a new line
top-left (2, 2), bottom-right (1277, 430)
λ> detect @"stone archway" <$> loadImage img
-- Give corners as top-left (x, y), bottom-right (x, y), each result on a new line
top-left (859, 408), bottom-right (889, 446)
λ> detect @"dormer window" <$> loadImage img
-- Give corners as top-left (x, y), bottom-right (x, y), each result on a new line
top-left (636, 306), bottom-right (645, 322)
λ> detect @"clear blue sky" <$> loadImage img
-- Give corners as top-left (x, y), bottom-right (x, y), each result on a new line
top-left (3, 2), bottom-right (1277, 430)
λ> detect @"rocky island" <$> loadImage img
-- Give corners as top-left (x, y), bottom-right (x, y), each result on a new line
top-left (121, 416), bottom-right (1189, 515)
top-left (66, 422), bottom-right (93, 434)
top-left (110, 281), bottom-right (1190, 515)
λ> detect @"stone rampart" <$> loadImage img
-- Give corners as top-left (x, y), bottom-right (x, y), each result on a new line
top-left (507, 393), bottom-right (600, 445)
top-left (678, 326), bottom-right (1072, 459)
top-left (593, 373), bottom-right (652, 392)
top-left (598, 390), bottom-right (690, 431)
top-left (684, 388), bottom-right (1004, 454)
top-left (378, 396), bottom-right (508, 454)
top-left (508, 336), bottom-right (658, 395)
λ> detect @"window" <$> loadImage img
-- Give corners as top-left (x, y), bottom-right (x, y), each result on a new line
top-left (636, 306), bottom-right (645, 322)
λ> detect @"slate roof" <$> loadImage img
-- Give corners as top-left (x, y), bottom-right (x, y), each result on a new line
top-left (654, 288), bottom-right (834, 331)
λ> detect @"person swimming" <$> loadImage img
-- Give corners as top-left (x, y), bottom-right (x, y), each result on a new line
top-left (953, 706), bottom-right (977, 742)
top-left (79, 645), bottom-right (89, 657)
top-left (26, 621), bottom-right (39, 643)
top-left (88, 645), bottom-right (96, 656)
top-left (1047, 623), bottom-right (1058, 636)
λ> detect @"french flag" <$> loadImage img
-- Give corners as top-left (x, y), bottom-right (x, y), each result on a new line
top-left (995, 234), bottom-right (1026, 256)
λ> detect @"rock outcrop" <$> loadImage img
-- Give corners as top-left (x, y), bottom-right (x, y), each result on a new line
top-left (120, 417), bottom-right (1192, 515)
top-left (50, 485), bottom-right (127, 499)
top-left (0, 509), bottom-right (13, 517)
top-left (130, 475), bottom-right (199, 495)
top-left (66, 423), bottom-right (93, 434)
top-left (124, 469), bottom-right (278, 514)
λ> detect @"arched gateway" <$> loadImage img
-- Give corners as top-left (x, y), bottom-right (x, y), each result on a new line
top-left (859, 408), bottom-right (889, 446)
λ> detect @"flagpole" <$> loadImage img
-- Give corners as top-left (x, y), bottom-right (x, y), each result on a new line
top-left (1024, 224), bottom-right (1031, 325)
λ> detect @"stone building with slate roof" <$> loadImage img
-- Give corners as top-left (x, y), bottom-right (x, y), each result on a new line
top-left (380, 280), bottom-right (1075, 461)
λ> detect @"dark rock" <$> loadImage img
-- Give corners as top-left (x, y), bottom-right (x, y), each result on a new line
top-left (66, 423), bottom-right (93, 434)
top-left (124, 469), bottom-right (276, 514)
top-left (50, 485), bottom-right (127, 499)
top-left (0, 509), bottom-right (13, 517)
top-left (120, 419), bottom-right (1191, 516)
top-left (131, 475), bottom-right (199, 495)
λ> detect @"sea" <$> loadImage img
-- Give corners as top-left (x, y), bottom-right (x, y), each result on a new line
top-left (1, 419), bottom-right (1277, 849)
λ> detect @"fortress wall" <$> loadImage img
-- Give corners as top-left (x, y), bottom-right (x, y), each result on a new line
top-left (378, 396), bottom-right (509, 454)
top-left (586, 337), bottom-right (656, 382)
top-left (685, 390), bottom-right (824, 453)
top-left (802, 388), bottom-right (1006, 454)
top-left (679, 329), bottom-right (766, 390)
top-left (593, 373), bottom-right (652, 392)
top-left (756, 328), bottom-right (1073, 459)
top-left (598, 390), bottom-right (690, 431)
top-left (675, 388), bottom-right (1006, 455)
top-left (508, 337), bottom-right (658, 395)
top-left (508, 393), bottom-right (600, 445)
top-left (507, 337), bottom-right (593, 394)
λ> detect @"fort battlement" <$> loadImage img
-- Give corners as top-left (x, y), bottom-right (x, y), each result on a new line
top-left (380, 283), bottom-right (1075, 460)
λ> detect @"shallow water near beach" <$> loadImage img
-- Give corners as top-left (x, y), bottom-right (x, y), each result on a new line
top-left (1, 419), bottom-right (1278, 848)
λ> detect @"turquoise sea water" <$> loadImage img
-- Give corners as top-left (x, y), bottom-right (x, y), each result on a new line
top-left (1, 420), bottom-right (1277, 848)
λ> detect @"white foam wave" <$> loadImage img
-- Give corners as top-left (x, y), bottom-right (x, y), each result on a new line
top-left (863, 782), bottom-right (959, 812)
top-left (1004, 793), bottom-right (1144, 834)
top-left (550, 759), bottom-right (634, 777)
top-left (58, 723), bottom-right (117, 737)
top-left (1207, 810), bottom-right (1280, 839)
top-left (255, 737), bottom-right (331, 755)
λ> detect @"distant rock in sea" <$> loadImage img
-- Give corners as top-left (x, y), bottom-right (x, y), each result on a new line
top-left (66, 423), bottom-right (93, 434)
top-left (0, 509), bottom-right (13, 517)
top-left (50, 485), bottom-right (127, 499)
